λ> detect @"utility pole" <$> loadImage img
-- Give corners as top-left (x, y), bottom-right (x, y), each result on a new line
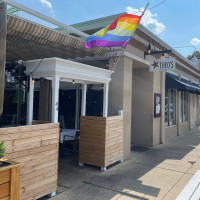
top-left (0, 2), bottom-right (7, 116)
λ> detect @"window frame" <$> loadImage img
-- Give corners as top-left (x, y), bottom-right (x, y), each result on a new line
top-left (165, 89), bottom-right (177, 127)
top-left (180, 91), bottom-right (188, 123)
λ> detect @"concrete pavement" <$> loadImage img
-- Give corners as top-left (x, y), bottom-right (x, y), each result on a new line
top-left (50, 127), bottom-right (200, 200)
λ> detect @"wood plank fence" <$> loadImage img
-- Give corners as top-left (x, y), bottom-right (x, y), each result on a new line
top-left (0, 123), bottom-right (59, 200)
top-left (79, 116), bottom-right (123, 170)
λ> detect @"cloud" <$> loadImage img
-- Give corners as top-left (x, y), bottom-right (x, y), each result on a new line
top-left (190, 38), bottom-right (200, 46)
top-left (126, 6), bottom-right (165, 34)
top-left (39, 0), bottom-right (55, 17)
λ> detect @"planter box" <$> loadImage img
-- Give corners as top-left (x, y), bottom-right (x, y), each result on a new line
top-left (79, 116), bottom-right (123, 170)
top-left (0, 160), bottom-right (20, 200)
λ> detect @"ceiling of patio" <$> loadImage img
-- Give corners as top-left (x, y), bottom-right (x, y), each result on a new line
top-left (6, 14), bottom-right (106, 62)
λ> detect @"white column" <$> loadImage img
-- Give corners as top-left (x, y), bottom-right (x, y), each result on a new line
top-left (75, 84), bottom-right (79, 129)
top-left (51, 75), bottom-right (60, 123)
top-left (103, 82), bottom-right (109, 117)
top-left (26, 76), bottom-right (34, 125)
top-left (81, 84), bottom-right (87, 116)
top-left (197, 95), bottom-right (200, 126)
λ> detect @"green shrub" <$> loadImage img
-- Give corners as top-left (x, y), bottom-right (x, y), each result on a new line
top-left (0, 141), bottom-right (6, 159)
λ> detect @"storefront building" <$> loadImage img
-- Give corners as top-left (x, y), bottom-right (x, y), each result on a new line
top-left (71, 13), bottom-right (200, 159)
top-left (1, 8), bottom-right (200, 199)
top-left (1, 12), bottom-right (200, 161)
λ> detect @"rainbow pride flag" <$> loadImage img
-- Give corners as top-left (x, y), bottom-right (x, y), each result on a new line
top-left (84, 14), bottom-right (142, 49)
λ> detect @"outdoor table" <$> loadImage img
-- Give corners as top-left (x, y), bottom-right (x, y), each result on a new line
top-left (59, 129), bottom-right (80, 157)
top-left (60, 129), bottom-right (79, 143)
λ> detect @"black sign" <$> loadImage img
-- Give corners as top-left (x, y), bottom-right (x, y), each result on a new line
top-left (154, 93), bottom-right (161, 117)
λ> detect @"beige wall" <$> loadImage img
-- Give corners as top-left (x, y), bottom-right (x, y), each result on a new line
top-left (165, 125), bottom-right (178, 139)
top-left (180, 122), bottom-right (189, 135)
top-left (153, 72), bottom-right (164, 146)
top-left (108, 48), bottom-right (200, 153)
top-left (174, 68), bottom-right (199, 83)
top-left (131, 68), bottom-right (154, 146)
top-left (131, 69), bottom-right (165, 147)
top-left (190, 93), bottom-right (198, 128)
top-left (108, 56), bottom-right (133, 160)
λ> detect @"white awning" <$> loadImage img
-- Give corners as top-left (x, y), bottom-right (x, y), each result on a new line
top-left (25, 57), bottom-right (112, 84)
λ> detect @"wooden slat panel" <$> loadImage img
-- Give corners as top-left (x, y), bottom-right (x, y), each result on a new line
top-left (20, 176), bottom-right (57, 194)
top-left (79, 116), bottom-right (123, 168)
top-left (20, 170), bottom-right (57, 188)
top-left (6, 144), bottom-right (58, 160)
top-left (81, 116), bottom-right (107, 121)
top-left (0, 123), bottom-right (59, 134)
top-left (15, 149), bottom-right (57, 164)
top-left (79, 156), bottom-right (104, 167)
top-left (5, 137), bottom-right (58, 154)
top-left (0, 128), bottom-right (59, 142)
top-left (0, 170), bottom-right (10, 185)
top-left (20, 185), bottom-right (57, 200)
top-left (80, 127), bottom-right (106, 135)
top-left (32, 120), bottom-right (50, 125)
top-left (1, 123), bottom-right (59, 200)
top-left (20, 183), bottom-right (57, 200)
top-left (21, 157), bottom-right (58, 175)
top-left (0, 182), bottom-right (10, 199)
top-left (20, 164), bottom-right (57, 182)
top-left (10, 166), bottom-right (20, 200)
top-left (81, 144), bottom-right (123, 157)
top-left (0, 196), bottom-right (10, 200)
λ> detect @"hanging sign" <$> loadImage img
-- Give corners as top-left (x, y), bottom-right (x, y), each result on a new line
top-left (149, 57), bottom-right (176, 72)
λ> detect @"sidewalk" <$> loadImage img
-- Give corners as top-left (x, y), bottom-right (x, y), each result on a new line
top-left (51, 126), bottom-right (200, 200)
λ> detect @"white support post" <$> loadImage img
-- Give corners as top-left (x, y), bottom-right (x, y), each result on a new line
top-left (75, 84), bottom-right (79, 129)
top-left (26, 76), bottom-right (34, 125)
top-left (81, 84), bottom-right (87, 116)
top-left (103, 82), bottom-right (109, 117)
top-left (51, 75), bottom-right (60, 123)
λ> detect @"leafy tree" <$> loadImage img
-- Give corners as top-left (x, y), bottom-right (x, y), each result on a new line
top-left (187, 51), bottom-right (200, 60)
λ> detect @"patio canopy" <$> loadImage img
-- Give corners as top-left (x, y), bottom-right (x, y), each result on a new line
top-left (25, 57), bottom-right (112, 124)
top-left (6, 14), bottom-right (106, 62)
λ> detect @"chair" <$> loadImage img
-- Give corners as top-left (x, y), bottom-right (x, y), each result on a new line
top-left (63, 131), bottom-right (80, 164)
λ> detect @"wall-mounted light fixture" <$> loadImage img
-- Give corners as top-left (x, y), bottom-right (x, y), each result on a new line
top-left (144, 38), bottom-right (172, 59)
top-left (72, 79), bottom-right (75, 84)
top-left (147, 41), bottom-right (151, 54)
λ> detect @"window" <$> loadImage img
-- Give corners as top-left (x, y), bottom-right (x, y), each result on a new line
top-left (180, 91), bottom-right (188, 123)
top-left (165, 89), bottom-right (176, 127)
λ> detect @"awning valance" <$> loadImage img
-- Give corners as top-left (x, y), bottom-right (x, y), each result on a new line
top-left (166, 73), bottom-right (200, 94)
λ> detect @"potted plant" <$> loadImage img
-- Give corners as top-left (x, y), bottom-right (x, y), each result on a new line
top-left (0, 141), bottom-right (9, 167)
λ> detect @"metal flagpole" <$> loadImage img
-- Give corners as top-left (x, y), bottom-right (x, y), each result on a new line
top-left (141, 2), bottom-right (150, 17)
top-left (111, 2), bottom-right (150, 72)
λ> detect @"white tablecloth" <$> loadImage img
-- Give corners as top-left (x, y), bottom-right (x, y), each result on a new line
top-left (60, 129), bottom-right (79, 143)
